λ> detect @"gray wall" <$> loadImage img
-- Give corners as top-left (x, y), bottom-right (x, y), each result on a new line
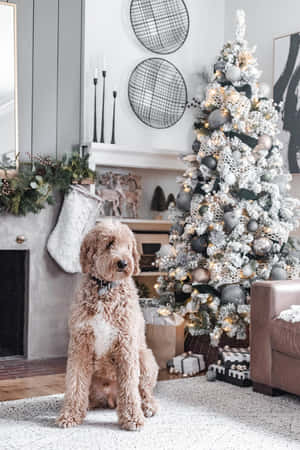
top-left (16, 0), bottom-right (83, 160)
top-left (0, 203), bottom-right (80, 359)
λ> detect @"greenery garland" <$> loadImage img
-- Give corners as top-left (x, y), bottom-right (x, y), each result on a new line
top-left (0, 152), bottom-right (95, 216)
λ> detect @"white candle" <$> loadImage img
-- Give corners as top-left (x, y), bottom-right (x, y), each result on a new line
top-left (102, 55), bottom-right (107, 71)
top-left (94, 67), bottom-right (98, 79)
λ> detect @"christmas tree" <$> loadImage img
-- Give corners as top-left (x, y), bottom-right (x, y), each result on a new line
top-left (156, 10), bottom-right (300, 346)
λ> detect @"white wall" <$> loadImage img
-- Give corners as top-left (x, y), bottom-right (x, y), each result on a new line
top-left (224, 0), bottom-right (300, 236)
top-left (83, 0), bottom-right (225, 153)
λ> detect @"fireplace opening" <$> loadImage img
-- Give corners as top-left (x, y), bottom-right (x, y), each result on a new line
top-left (0, 250), bottom-right (29, 357)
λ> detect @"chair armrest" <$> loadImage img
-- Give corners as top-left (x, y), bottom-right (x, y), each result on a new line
top-left (250, 280), bottom-right (300, 385)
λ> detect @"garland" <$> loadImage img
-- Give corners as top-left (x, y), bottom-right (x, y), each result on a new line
top-left (0, 152), bottom-right (95, 216)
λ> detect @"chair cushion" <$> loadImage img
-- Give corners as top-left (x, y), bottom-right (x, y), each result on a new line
top-left (271, 319), bottom-right (300, 360)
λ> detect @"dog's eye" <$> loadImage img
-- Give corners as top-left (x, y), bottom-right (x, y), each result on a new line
top-left (106, 240), bottom-right (114, 249)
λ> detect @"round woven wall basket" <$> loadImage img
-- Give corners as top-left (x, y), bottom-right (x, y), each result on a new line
top-left (128, 57), bottom-right (187, 129)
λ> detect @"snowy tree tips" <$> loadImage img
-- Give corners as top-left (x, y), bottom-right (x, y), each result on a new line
top-left (235, 9), bottom-right (246, 42)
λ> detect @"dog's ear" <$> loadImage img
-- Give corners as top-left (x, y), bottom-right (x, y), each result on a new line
top-left (80, 229), bottom-right (98, 273)
top-left (131, 235), bottom-right (140, 275)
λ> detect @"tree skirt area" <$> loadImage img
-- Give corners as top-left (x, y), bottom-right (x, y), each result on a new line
top-left (1, 377), bottom-right (300, 450)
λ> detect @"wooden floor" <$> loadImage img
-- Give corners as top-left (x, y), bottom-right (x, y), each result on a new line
top-left (0, 358), bottom-right (190, 402)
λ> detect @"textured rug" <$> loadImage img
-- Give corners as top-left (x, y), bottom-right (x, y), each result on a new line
top-left (1, 377), bottom-right (300, 450)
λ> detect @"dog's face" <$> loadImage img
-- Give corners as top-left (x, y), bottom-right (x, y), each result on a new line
top-left (80, 220), bottom-right (140, 281)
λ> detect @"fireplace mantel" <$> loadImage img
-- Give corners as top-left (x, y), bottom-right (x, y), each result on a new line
top-left (88, 143), bottom-right (185, 171)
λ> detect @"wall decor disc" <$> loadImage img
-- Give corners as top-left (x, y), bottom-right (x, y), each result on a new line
top-left (128, 57), bottom-right (187, 129)
top-left (130, 0), bottom-right (189, 55)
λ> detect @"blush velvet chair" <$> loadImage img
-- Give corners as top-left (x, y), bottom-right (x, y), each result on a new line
top-left (251, 280), bottom-right (300, 396)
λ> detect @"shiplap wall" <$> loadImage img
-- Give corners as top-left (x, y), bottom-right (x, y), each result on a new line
top-left (16, 0), bottom-right (83, 160)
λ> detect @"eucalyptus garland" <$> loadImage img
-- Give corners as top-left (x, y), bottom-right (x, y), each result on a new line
top-left (0, 152), bottom-right (95, 216)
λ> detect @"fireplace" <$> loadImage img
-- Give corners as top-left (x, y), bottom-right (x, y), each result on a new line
top-left (0, 250), bottom-right (29, 357)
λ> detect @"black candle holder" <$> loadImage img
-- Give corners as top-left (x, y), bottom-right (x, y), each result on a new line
top-left (111, 90), bottom-right (117, 144)
top-left (93, 77), bottom-right (98, 142)
top-left (100, 70), bottom-right (107, 143)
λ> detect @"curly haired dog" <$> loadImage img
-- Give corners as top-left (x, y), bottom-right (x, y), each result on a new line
top-left (56, 220), bottom-right (158, 431)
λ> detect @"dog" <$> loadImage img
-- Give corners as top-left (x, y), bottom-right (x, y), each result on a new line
top-left (56, 220), bottom-right (158, 431)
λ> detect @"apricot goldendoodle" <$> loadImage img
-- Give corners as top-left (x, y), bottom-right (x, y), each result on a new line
top-left (57, 220), bottom-right (158, 431)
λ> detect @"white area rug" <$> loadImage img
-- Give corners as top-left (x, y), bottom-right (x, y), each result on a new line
top-left (1, 377), bottom-right (300, 450)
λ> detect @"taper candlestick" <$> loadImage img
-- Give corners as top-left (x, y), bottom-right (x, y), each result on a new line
top-left (93, 77), bottom-right (98, 142)
top-left (111, 90), bottom-right (117, 144)
top-left (100, 70), bottom-right (107, 143)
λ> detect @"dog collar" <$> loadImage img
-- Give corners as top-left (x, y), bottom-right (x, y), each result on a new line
top-left (90, 276), bottom-right (119, 296)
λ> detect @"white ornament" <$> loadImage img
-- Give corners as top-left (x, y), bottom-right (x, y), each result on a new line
top-left (225, 173), bottom-right (236, 185)
top-left (242, 264), bottom-right (253, 278)
top-left (226, 65), bottom-right (241, 83)
top-left (158, 244), bottom-right (175, 258)
top-left (257, 135), bottom-right (272, 150)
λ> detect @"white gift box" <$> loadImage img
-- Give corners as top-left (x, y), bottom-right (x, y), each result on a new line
top-left (170, 352), bottom-right (206, 376)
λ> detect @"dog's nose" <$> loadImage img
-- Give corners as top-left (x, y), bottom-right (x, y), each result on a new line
top-left (117, 260), bottom-right (127, 270)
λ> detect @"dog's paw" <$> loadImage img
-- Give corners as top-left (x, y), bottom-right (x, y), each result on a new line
top-left (119, 412), bottom-right (145, 431)
top-left (56, 412), bottom-right (83, 428)
top-left (142, 398), bottom-right (158, 418)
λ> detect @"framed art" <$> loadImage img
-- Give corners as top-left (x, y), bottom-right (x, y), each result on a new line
top-left (273, 31), bottom-right (300, 173)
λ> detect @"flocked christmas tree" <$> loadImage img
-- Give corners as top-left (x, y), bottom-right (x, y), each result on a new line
top-left (156, 10), bottom-right (300, 346)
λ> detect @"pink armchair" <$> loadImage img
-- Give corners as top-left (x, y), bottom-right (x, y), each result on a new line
top-left (251, 280), bottom-right (300, 396)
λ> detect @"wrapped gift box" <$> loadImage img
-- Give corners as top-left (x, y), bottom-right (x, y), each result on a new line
top-left (167, 352), bottom-right (206, 376)
top-left (219, 346), bottom-right (250, 369)
top-left (208, 346), bottom-right (251, 387)
top-left (140, 299), bottom-right (185, 369)
top-left (209, 363), bottom-right (251, 387)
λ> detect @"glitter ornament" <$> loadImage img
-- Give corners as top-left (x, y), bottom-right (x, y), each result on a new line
top-left (253, 237), bottom-right (272, 256)
top-left (158, 244), bottom-right (175, 258)
top-left (221, 284), bottom-right (245, 305)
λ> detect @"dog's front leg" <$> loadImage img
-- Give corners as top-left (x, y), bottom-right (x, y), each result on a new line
top-left (57, 330), bottom-right (94, 428)
top-left (116, 340), bottom-right (145, 431)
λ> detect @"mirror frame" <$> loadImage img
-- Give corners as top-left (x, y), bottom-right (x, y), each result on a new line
top-left (0, 1), bottom-right (18, 178)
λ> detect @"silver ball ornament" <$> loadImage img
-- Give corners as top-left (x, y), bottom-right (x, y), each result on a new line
top-left (208, 109), bottom-right (230, 129)
top-left (221, 284), bottom-right (246, 305)
top-left (247, 219), bottom-right (258, 232)
top-left (202, 155), bottom-right (217, 170)
top-left (225, 65), bottom-right (241, 83)
top-left (257, 135), bottom-right (272, 150)
top-left (176, 190), bottom-right (192, 212)
top-left (253, 237), bottom-right (272, 256)
top-left (270, 266), bottom-right (288, 280)
top-left (191, 236), bottom-right (208, 253)
top-left (192, 267), bottom-right (210, 283)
